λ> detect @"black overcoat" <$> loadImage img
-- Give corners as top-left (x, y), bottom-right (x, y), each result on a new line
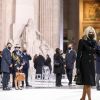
top-left (35, 55), bottom-right (45, 74)
top-left (1, 48), bottom-right (12, 73)
top-left (76, 38), bottom-right (96, 86)
top-left (53, 53), bottom-right (65, 74)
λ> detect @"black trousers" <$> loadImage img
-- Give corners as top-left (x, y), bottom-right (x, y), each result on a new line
top-left (22, 69), bottom-right (29, 86)
top-left (56, 73), bottom-right (62, 86)
top-left (2, 72), bottom-right (10, 89)
top-left (66, 69), bottom-right (73, 84)
top-left (12, 70), bottom-right (16, 87)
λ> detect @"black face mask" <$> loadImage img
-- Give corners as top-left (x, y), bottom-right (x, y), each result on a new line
top-left (88, 34), bottom-right (94, 40)
top-left (8, 47), bottom-right (11, 50)
top-left (68, 47), bottom-right (71, 50)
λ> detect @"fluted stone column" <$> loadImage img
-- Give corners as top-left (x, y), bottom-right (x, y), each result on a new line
top-left (0, 0), bottom-right (14, 50)
top-left (0, 0), bottom-right (3, 50)
top-left (34, 0), bottom-right (39, 30)
top-left (39, 0), bottom-right (63, 49)
top-left (0, 0), bottom-right (13, 50)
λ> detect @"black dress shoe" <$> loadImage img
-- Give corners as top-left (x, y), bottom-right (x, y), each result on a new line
top-left (26, 85), bottom-right (32, 87)
top-left (3, 87), bottom-right (11, 90)
top-left (68, 82), bottom-right (72, 86)
top-left (56, 85), bottom-right (62, 87)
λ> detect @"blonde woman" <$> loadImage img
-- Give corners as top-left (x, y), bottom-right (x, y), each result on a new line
top-left (76, 26), bottom-right (97, 100)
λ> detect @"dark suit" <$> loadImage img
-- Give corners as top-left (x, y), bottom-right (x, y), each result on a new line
top-left (1, 48), bottom-right (12, 89)
top-left (65, 49), bottom-right (76, 84)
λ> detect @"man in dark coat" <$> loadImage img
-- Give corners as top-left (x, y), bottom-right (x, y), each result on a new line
top-left (96, 40), bottom-right (100, 90)
top-left (54, 48), bottom-right (64, 87)
top-left (1, 42), bottom-right (12, 90)
top-left (45, 54), bottom-right (52, 74)
top-left (35, 54), bottom-right (45, 79)
top-left (65, 43), bottom-right (76, 85)
top-left (22, 49), bottom-right (32, 87)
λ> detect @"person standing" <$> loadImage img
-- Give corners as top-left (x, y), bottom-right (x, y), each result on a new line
top-left (45, 54), bottom-right (52, 74)
top-left (22, 49), bottom-right (32, 87)
top-left (65, 43), bottom-right (76, 85)
top-left (1, 42), bottom-right (12, 90)
top-left (12, 44), bottom-right (23, 90)
top-left (76, 26), bottom-right (97, 100)
top-left (35, 53), bottom-right (45, 79)
top-left (54, 48), bottom-right (64, 87)
top-left (33, 54), bottom-right (38, 70)
top-left (96, 40), bottom-right (100, 90)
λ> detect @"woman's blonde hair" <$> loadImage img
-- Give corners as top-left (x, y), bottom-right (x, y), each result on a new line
top-left (84, 26), bottom-right (97, 40)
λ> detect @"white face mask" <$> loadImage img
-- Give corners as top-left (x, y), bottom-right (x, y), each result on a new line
top-left (24, 52), bottom-right (27, 55)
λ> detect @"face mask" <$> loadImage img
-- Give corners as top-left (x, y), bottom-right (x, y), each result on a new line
top-left (8, 47), bottom-right (11, 50)
top-left (68, 47), bottom-right (71, 50)
top-left (24, 52), bottom-right (26, 55)
top-left (88, 34), bottom-right (94, 40)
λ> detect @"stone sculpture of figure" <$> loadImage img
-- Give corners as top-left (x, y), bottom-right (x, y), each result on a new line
top-left (20, 18), bottom-right (54, 59)
top-left (20, 18), bottom-right (41, 55)
top-left (39, 41), bottom-right (50, 57)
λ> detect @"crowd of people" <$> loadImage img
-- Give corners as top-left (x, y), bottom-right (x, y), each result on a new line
top-left (0, 43), bottom-right (53, 90)
top-left (0, 26), bottom-right (100, 100)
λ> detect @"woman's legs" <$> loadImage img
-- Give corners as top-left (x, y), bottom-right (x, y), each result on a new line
top-left (81, 85), bottom-right (86, 100)
top-left (18, 81), bottom-right (22, 90)
top-left (86, 85), bottom-right (91, 100)
top-left (15, 79), bottom-right (18, 89)
top-left (81, 85), bottom-right (91, 100)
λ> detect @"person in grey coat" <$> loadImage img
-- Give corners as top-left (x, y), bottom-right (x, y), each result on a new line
top-left (96, 40), bottom-right (100, 90)
top-left (65, 43), bottom-right (76, 85)
top-left (1, 42), bottom-right (12, 90)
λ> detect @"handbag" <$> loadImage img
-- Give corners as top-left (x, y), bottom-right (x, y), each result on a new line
top-left (54, 60), bottom-right (60, 66)
top-left (75, 70), bottom-right (82, 85)
top-left (16, 71), bottom-right (25, 81)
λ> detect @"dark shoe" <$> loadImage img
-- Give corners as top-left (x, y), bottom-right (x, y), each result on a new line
top-left (97, 87), bottom-right (100, 91)
top-left (56, 84), bottom-right (62, 87)
top-left (3, 87), bottom-right (11, 91)
top-left (68, 82), bottom-right (72, 86)
top-left (56, 85), bottom-right (60, 87)
top-left (26, 84), bottom-right (32, 87)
